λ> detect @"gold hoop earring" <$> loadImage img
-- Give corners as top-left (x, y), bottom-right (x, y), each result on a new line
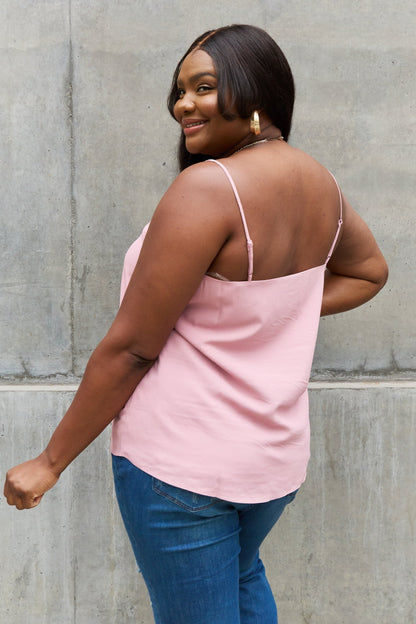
top-left (250, 110), bottom-right (261, 135)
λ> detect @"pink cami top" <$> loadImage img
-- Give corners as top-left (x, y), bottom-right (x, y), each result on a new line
top-left (111, 160), bottom-right (343, 503)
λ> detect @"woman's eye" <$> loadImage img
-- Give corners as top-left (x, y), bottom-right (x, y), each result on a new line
top-left (176, 84), bottom-right (214, 100)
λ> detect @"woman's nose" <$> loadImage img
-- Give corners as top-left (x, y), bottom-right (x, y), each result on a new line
top-left (177, 92), bottom-right (196, 113)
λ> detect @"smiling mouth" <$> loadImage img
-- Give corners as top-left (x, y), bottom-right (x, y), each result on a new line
top-left (183, 120), bottom-right (206, 128)
top-left (182, 120), bottom-right (207, 137)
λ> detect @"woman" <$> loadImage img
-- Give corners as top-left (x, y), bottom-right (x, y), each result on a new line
top-left (4, 25), bottom-right (387, 624)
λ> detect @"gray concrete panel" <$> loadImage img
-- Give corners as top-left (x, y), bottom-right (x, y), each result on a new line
top-left (273, 386), bottom-right (416, 623)
top-left (1, 386), bottom-right (415, 623)
top-left (69, 2), bottom-right (179, 373)
top-left (0, 6), bottom-right (413, 379)
top-left (0, 389), bottom-right (152, 624)
top-left (0, 2), bottom-right (72, 378)
top-left (63, 2), bottom-right (414, 375)
top-left (293, 41), bottom-right (416, 374)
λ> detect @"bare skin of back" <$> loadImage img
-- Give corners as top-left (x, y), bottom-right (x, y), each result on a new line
top-left (205, 143), bottom-right (344, 281)
top-left (195, 143), bottom-right (387, 317)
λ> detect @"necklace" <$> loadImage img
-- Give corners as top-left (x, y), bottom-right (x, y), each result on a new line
top-left (234, 135), bottom-right (284, 154)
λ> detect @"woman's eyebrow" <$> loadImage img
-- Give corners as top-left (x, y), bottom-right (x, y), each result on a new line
top-left (177, 72), bottom-right (217, 85)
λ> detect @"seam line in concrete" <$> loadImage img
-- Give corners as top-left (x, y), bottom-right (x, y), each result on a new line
top-left (0, 381), bottom-right (415, 392)
top-left (0, 385), bottom-right (80, 392)
top-left (309, 381), bottom-right (416, 389)
top-left (68, 0), bottom-right (76, 375)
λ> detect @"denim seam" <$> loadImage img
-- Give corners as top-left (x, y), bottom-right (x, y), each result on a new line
top-left (152, 479), bottom-right (216, 512)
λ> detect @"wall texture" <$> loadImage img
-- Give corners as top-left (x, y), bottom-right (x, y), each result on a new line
top-left (1, 2), bottom-right (415, 623)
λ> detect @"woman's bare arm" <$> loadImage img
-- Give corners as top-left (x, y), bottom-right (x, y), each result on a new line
top-left (4, 163), bottom-right (233, 509)
top-left (321, 194), bottom-right (388, 316)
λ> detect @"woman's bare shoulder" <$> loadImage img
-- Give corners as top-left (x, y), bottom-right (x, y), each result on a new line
top-left (154, 160), bottom-right (238, 224)
top-left (174, 160), bottom-right (230, 188)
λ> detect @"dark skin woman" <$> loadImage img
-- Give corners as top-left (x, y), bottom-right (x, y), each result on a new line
top-left (5, 24), bottom-right (387, 624)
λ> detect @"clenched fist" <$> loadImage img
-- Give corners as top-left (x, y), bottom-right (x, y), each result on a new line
top-left (4, 453), bottom-right (60, 510)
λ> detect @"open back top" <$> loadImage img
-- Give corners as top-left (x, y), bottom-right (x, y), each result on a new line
top-left (111, 161), bottom-right (343, 504)
top-left (206, 159), bottom-right (343, 281)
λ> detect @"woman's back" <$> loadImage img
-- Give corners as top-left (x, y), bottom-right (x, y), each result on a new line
top-left (206, 142), bottom-right (343, 282)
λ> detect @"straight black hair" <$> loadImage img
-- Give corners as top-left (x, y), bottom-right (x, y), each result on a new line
top-left (167, 24), bottom-right (295, 170)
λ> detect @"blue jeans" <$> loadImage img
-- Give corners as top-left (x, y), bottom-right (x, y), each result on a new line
top-left (112, 455), bottom-right (297, 624)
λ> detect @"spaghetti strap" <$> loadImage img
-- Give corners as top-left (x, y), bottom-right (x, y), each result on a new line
top-left (326, 171), bottom-right (344, 264)
top-left (208, 159), bottom-right (254, 281)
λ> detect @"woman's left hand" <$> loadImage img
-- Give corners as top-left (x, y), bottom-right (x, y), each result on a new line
top-left (3, 452), bottom-right (59, 510)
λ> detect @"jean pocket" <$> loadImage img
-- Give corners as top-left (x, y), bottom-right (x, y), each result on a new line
top-left (152, 478), bottom-right (217, 512)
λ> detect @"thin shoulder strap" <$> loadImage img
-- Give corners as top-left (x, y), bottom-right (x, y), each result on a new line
top-left (207, 159), bottom-right (254, 281)
top-left (326, 171), bottom-right (344, 264)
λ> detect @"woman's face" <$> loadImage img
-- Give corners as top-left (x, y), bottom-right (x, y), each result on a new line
top-left (173, 49), bottom-right (248, 157)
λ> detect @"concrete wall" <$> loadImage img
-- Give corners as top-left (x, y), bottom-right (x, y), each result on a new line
top-left (0, 2), bottom-right (414, 622)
